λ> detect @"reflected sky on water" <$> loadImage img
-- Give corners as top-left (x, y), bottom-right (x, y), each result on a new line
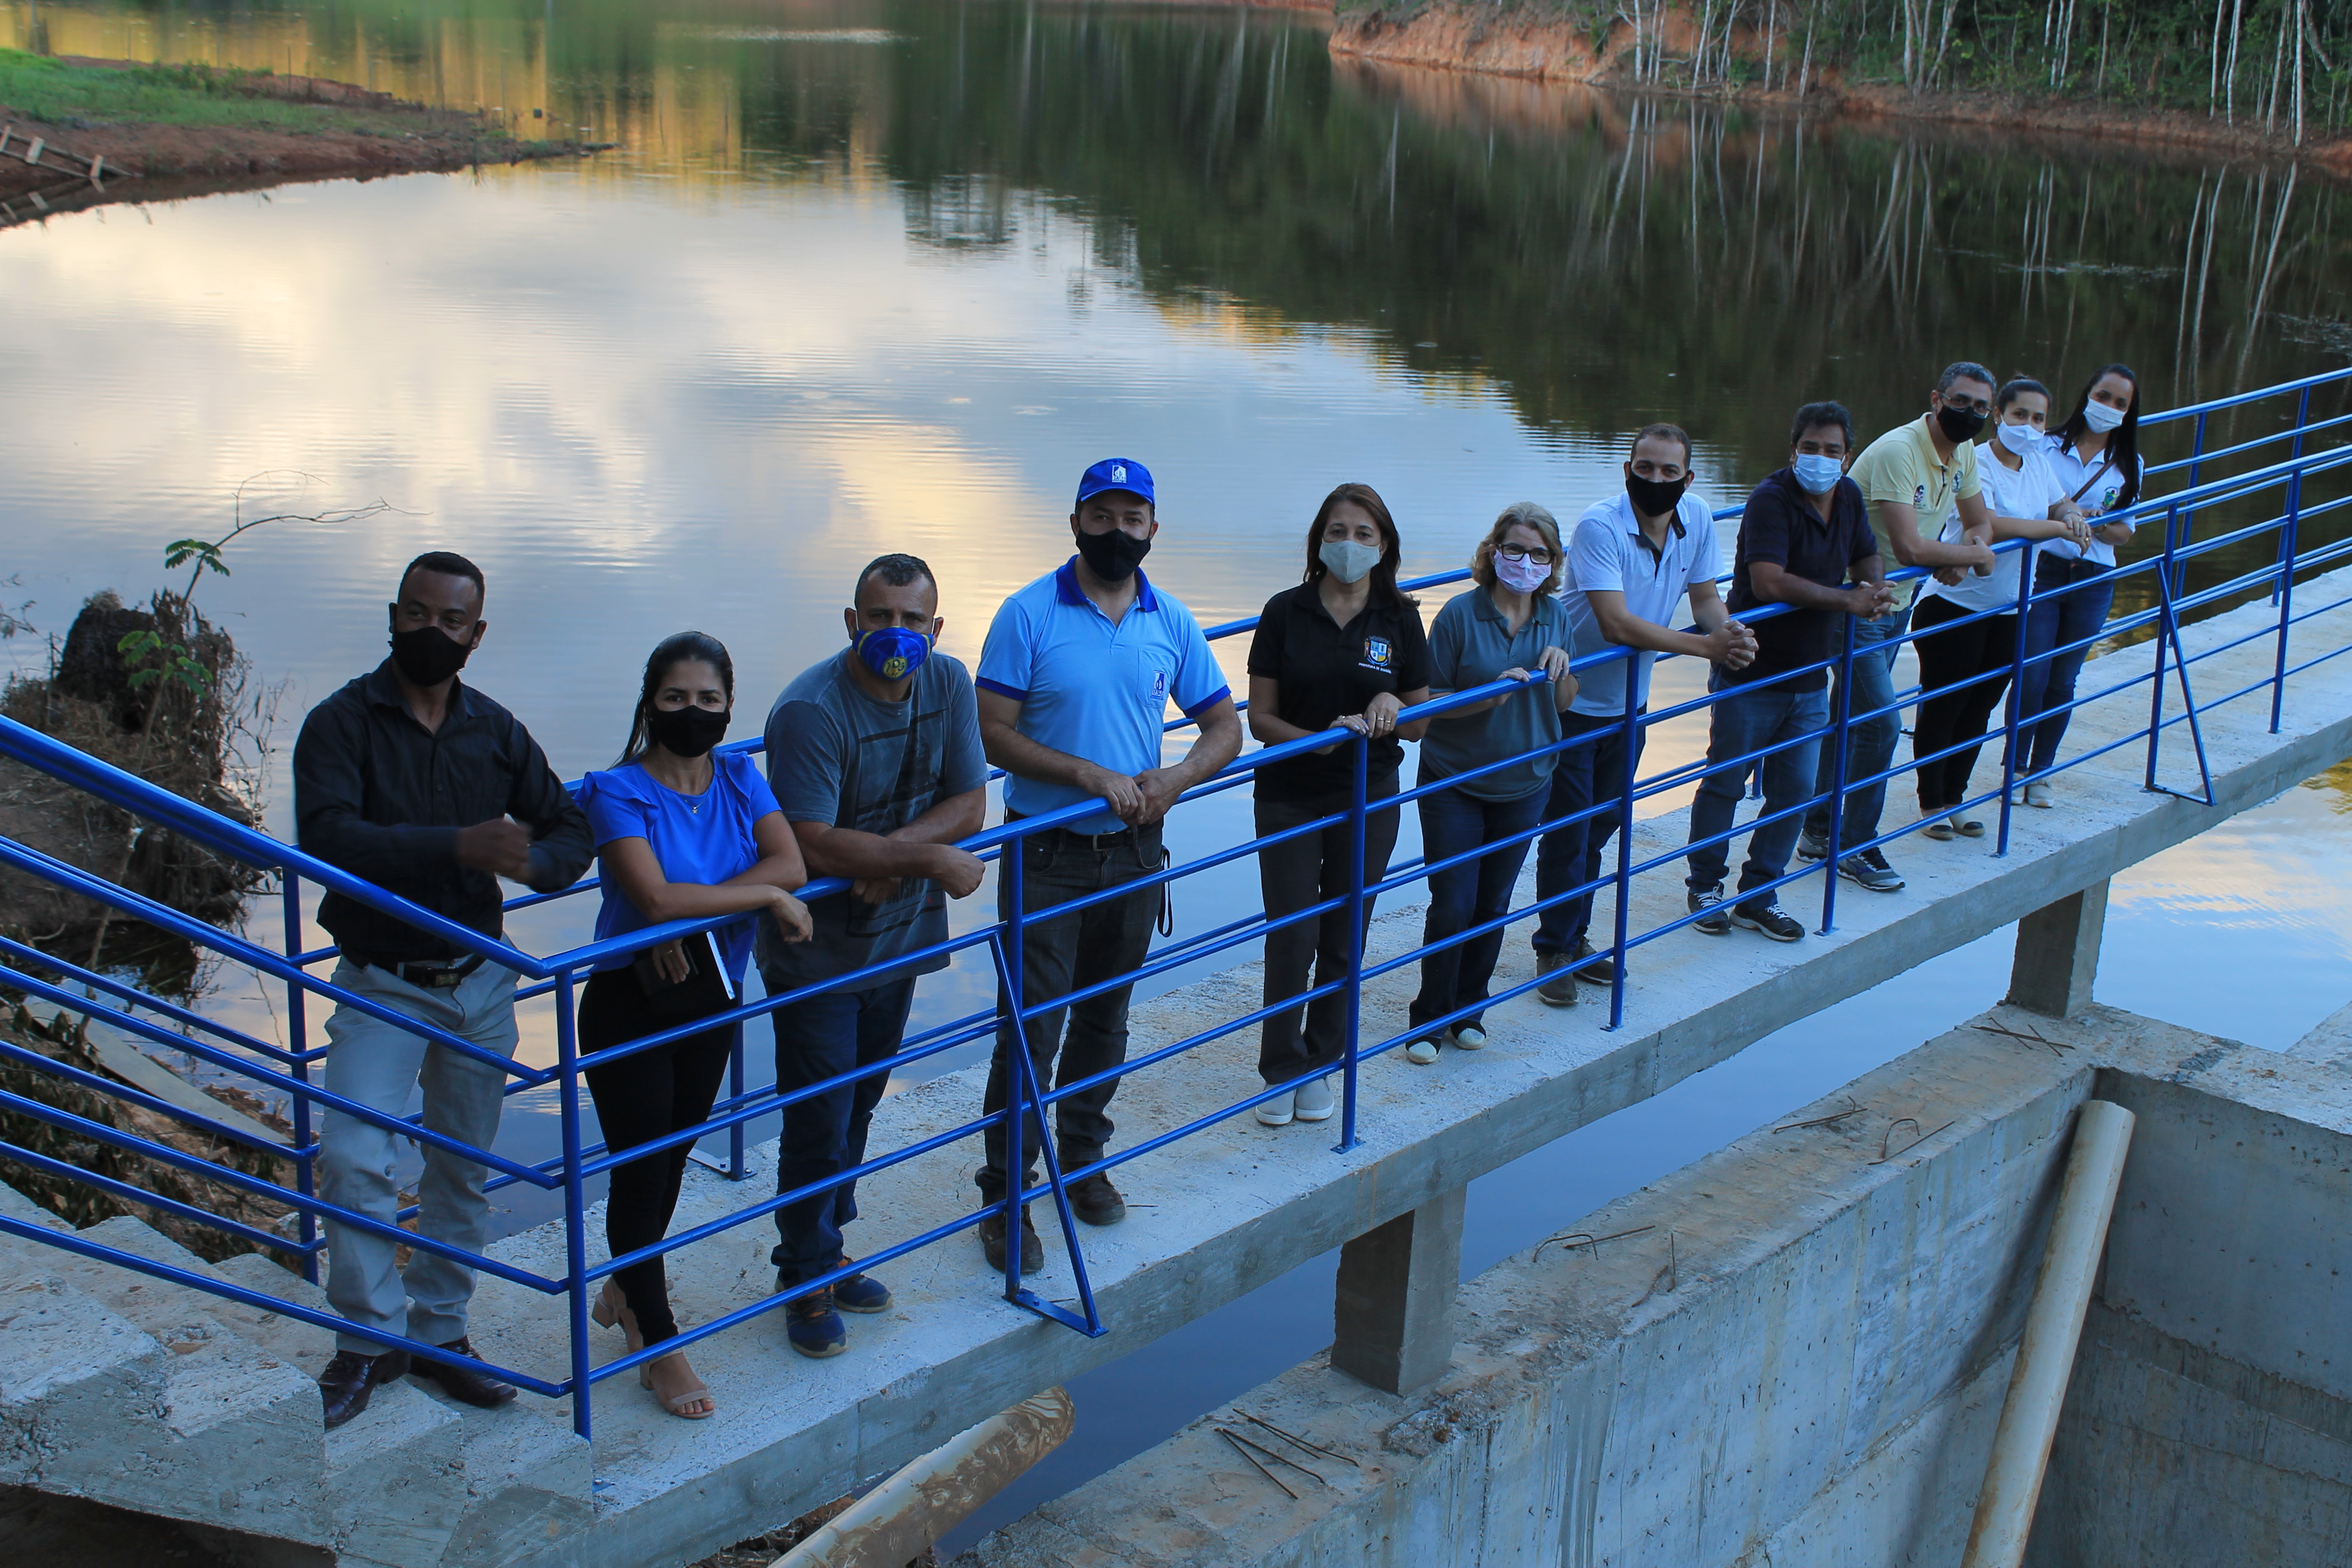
top-left (4, 0), bottom-right (2352, 1540)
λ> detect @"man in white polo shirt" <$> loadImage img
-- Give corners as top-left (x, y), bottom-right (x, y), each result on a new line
top-left (1533, 424), bottom-right (1755, 1004)
top-left (971, 458), bottom-right (1243, 1273)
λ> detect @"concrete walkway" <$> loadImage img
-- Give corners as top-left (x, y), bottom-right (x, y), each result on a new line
top-left (7, 565), bottom-right (2352, 1566)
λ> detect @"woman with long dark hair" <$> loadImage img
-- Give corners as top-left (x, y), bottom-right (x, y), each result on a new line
top-left (2012, 363), bottom-right (2144, 807)
top-left (576, 631), bottom-right (812, 1419)
top-left (1245, 483), bottom-right (1433, 1125)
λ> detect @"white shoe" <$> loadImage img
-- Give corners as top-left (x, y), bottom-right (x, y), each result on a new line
top-left (1254, 1090), bottom-right (1295, 1127)
top-left (1449, 1025), bottom-right (1488, 1051)
top-left (2024, 781), bottom-right (2055, 808)
top-left (1403, 1038), bottom-right (1440, 1066)
top-left (1294, 1076), bottom-right (1336, 1122)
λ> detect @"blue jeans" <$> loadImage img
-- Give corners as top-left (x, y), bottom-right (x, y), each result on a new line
top-left (1803, 606), bottom-right (1908, 852)
top-left (2016, 557), bottom-right (2117, 777)
top-left (1687, 680), bottom-right (1830, 905)
top-left (768, 974), bottom-right (917, 1286)
top-left (1532, 709), bottom-right (1645, 956)
top-left (1409, 783), bottom-right (1548, 1035)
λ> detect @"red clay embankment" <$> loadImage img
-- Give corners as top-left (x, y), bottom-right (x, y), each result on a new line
top-left (1326, 5), bottom-right (2352, 172)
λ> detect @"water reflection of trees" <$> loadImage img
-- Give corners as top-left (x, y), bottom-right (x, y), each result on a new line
top-left (878, 7), bottom-right (2351, 619)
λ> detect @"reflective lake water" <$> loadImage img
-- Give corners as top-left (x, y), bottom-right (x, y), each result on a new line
top-left (4, 0), bottom-right (2351, 1550)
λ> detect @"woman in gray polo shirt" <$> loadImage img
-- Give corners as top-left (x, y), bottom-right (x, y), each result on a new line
top-left (1406, 503), bottom-right (1578, 1065)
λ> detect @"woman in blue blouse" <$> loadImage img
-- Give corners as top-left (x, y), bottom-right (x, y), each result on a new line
top-left (578, 632), bottom-right (812, 1420)
top-left (1407, 503), bottom-right (1578, 1064)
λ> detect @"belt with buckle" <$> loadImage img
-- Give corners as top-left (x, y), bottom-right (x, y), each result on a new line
top-left (1009, 813), bottom-right (1153, 853)
top-left (353, 952), bottom-right (487, 990)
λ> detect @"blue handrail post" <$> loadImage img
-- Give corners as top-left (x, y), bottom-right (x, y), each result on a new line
top-left (1995, 548), bottom-right (2032, 857)
top-left (280, 873), bottom-right (318, 1283)
top-left (998, 836), bottom-right (1026, 1303)
top-left (1817, 611), bottom-right (1858, 935)
top-left (1605, 672), bottom-right (1637, 1031)
top-left (2273, 454), bottom-right (2305, 735)
top-left (726, 1026), bottom-right (747, 1180)
top-left (557, 967), bottom-right (592, 1442)
top-left (1335, 733), bottom-right (1366, 1153)
top-left (2146, 505), bottom-right (2182, 791)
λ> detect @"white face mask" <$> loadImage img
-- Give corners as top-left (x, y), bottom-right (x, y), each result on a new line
top-left (1996, 418), bottom-right (2043, 456)
top-left (1494, 551), bottom-right (1551, 594)
top-left (2082, 398), bottom-right (2126, 434)
top-left (1317, 539), bottom-right (1382, 585)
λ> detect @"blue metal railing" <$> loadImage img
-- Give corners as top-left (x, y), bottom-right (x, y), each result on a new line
top-left (1, 366), bottom-right (2347, 1442)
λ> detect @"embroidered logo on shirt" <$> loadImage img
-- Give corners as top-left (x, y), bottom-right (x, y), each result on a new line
top-left (1150, 669), bottom-right (1167, 703)
top-left (1913, 483), bottom-right (1928, 508)
top-left (1363, 636), bottom-right (1393, 669)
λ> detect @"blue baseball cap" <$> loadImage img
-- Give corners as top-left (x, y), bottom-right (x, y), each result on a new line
top-left (1076, 457), bottom-right (1154, 508)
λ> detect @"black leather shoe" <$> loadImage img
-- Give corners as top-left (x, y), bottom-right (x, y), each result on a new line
top-left (319, 1348), bottom-right (411, 1429)
top-left (1067, 1170), bottom-right (1126, 1227)
top-left (411, 1337), bottom-right (518, 1408)
top-left (979, 1208), bottom-right (1044, 1272)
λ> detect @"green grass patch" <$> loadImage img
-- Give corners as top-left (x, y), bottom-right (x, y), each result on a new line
top-left (0, 48), bottom-right (455, 135)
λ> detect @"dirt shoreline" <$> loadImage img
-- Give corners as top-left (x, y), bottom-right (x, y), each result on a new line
top-left (1326, 7), bottom-right (2352, 173)
top-left (0, 56), bottom-right (598, 213)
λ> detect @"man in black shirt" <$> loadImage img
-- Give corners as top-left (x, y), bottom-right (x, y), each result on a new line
top-left (1684, 403), bottom-right (1891, 943)
top-left (293, 550), bottom-right (590, 1429)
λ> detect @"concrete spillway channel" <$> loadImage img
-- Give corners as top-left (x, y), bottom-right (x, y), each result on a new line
top-left (4, 567), bottom-right (2352, 1567)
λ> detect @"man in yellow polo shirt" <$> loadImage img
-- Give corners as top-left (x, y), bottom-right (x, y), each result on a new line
top-left (1799, 362), bottom-right (2003, 894)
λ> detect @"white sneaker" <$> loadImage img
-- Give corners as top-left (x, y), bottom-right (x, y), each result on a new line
top-left (1403, 1038), bottom-right (1440, 1065)
top-left (1254, 1090), bottom-right (1295, 1127)
top-left (1294, 1076), bottom-right (1336, 1122)
top-left (1449, 1024), bottom-right (1488, 1051)
top-left (2024, 781), bottom-right (2055, 808)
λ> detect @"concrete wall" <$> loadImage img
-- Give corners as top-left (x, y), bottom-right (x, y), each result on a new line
top-left (2025, 1060), bottom-right (2352, 1566)
top-left (959, 1007), bottom-right (2352, 1568)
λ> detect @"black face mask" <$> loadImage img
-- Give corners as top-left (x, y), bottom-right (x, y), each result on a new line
top-left (646, 704), bottom-right (730, 759)
top-left (1074, 525), bottom-right (1152, 583)
top-left (388, 613), bottom-right (476, 688)
top-left (1625, 471), bottom-right (1690, 519)
top-left (1936, 403), bottom-right (1988, 443)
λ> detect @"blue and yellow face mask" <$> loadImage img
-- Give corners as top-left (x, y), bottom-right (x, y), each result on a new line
top-left (853, 625), bottom-right (933, 681)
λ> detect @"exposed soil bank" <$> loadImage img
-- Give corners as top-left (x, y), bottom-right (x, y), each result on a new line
top-left (0, 53), bottom-right (597, 209)
top-left (1328, 7), bottom-right (2352, 173)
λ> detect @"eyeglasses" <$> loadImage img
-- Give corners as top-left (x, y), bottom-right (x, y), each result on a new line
top-left (1940, 394), bottom-right (1994, 416)
top-left (1496, 545), bottom-right (1555, 565)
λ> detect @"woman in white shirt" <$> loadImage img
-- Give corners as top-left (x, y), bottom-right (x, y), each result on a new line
top-left (1911, 379), bottom-right (2093, 838)
top-left (2013, 363), bottom-right (2144, 807)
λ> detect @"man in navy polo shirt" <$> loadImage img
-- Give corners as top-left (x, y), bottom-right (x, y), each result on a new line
top-left (1684, 402), bottom-right (1891, 943)
top-left (971, 458), bottom-right (1243, 1272)
top-left (1534, 423), bottom-right (1755, 1003)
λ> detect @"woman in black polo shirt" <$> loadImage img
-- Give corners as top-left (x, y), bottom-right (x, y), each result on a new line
top-left (1245, 483), bottom-right (1433, 1127)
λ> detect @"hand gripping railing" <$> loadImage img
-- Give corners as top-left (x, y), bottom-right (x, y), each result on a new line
top-left (0, 365), bottom-right (2344, 1445)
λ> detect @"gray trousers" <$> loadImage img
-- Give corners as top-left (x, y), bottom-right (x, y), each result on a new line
top-left (318, 957), bottom-right (519, 1354)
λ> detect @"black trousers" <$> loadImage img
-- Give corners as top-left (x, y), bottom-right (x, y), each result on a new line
top-left (1253, 773), bottom-right (1402, 1086)
top-left (1911, 594), bottom-right (2020, 813)
top-left (976, 820), bottom-right (1161, 1204)
top-left (579, 967), bottom-right (736, 1344)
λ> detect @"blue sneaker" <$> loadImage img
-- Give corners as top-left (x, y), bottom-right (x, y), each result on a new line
top-left (785, 1286), bottom-right (846, 1358)
top-left (831, 1257), bottom-right (892, 1314)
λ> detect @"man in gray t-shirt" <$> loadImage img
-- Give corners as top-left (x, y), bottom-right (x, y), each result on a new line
top-left (761, 553), bottom-right (988, 1358)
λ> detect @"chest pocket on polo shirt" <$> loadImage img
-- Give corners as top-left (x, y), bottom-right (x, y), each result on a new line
top-left (1119, 645), bottom-right (1173, 712)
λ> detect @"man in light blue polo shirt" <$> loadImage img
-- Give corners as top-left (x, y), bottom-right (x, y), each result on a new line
top-left (970, 457), bottom-right (1242, 1272)
top-left (1532, 424), bottom-right (1755, 1003)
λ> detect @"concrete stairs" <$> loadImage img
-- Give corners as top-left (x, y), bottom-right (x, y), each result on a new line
top-left (0, 1177), bottom-right (591, 1566)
